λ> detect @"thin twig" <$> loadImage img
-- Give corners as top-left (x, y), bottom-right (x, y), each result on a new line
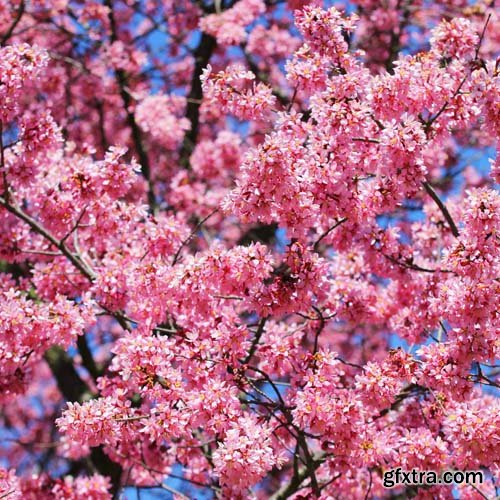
top-left (172, 209), bottom-right (218, 265)
top-left (335, 356), bottom-right (364, 370)
top-left (352, 137), bottom-right (380, 144)
top-left (0, 121), bottom-right (9, 204)
top-left (382, 251), bottom-right (453, 274)
top-left (61, 205), bottom-right (88, 244)
top-left (0, 195), bottom-right (97, 280)
top-left (0, 195), bottom-right (133, 332)
top-left (159, 483), bottom-right (190, 500)
top-left (0, 0), bottom-right (25, 46)
top-left (311, 306), bottom-right (326, 356)
top-left (212, 294), bottom-right (243, 300)
top-left (474, 13), bottom-right (492, 60)
top-left (364, 469), bottom-right (373, 500)
top-left (18, 248), bottom-right (63, 256)
top-left (313, 218), bottom-right (347, 252)
top-left (468, 483), bottom-right (489, 500)
top-left (242, 317), bottom-right (268, 364)
top-left (422, 181), bottom-right (459, 237)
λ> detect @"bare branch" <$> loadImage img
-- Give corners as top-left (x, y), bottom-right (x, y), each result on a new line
top-left (313, 218), bottom-right (347, 252)
top-left (242, 317), bottom-right (268, 365)
top-left (422, 181), bottom-right (459, 237)
top-left (0, 0), bottom-right (25, 46)
top-left (172, 209), bottom-right (218, 265)
top-left (0, 195), bottom-right (97, 280)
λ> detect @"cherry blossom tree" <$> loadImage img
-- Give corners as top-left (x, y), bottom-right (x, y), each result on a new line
top-left (0, 0), bottom-right (499, 498)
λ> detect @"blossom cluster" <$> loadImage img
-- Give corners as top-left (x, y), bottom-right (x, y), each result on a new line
top-left (200, 0), bottom-right (266, 45)
top-left (0, 44), bottom-right (48, 121)
top-left (0, 289), bottom-right (94, 400)
top-left (136, 95), bottom-right (191, 150)
top-left (0, 1), bottom-right (498, 499)
top-left (201, 64), bottom-right (277, 120)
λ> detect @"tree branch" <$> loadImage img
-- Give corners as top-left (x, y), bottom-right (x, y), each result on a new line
top-left (0, 0), bottom-right (25, 46)
top-left (422, 181), bottom-right (459, 237)
top-left (242, 317), bottom-right (268, 365)
top-left (179, 32), bottom-right (217, 167)
top-left (0, 195), bottom-right (97, 280)
top-left (77, 334), bottom-right (101, 381)
top-left (270, 453), bottom-right (326, 500)
top-left (313, 218), bottom-right (347, 252)
top-left (104, 0), bottom-right (156, 213)
top-left (172, 209), bottom-right (218, 265)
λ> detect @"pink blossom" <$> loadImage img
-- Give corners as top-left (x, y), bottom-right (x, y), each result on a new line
top-left (0, 468), bottom-right (21, 500)
top-left (443, 396), bottom-right (500, 468)
top-left (57, 397), bottom-right (133, 448)
top-left (431, 18), bottom-right (480, 60)
top-left (0, 44), bottom-right (49, 121)
top-left (0, 3), bottom-right (498, 498)
top-left (136, 95), bottom-right (191, 150)
top-left (295, 6), bottom-right (357, 63)
top-left (212, 415), bottom-right (279, 491)
top-left (201, 64), bottom-right (277, 120)
top-left (200, 0), bottom-right (266, 45)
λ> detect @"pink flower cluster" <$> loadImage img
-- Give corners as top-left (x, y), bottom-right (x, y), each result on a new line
top-left (417, 342), bottom-right (474, 400)
top-left (0, 289), bottom-right (94, 400)
top-left (13, 111), bottom-right (62, 181)
top-left (190, 131), bottom-right (242, 180)
top-left (105, 41), bottom-right (147, 73)
top-left (136, 95), bottom-right (190, 150)
top-left (20, 474), bottom-right (111, 499)
top-left (0, 44), bottom-right (48, 121)
top-left (0, 468), bottom-right (21, 500)
top-left (396, 428), bottom-right (449, 470)
top-left (0, 1), bottom-right (498, 498)
top-left (247, 25), bottom-right (301, 61)
top-left (225, 111), bottom-right (319, 236)
top-left (430, 18), bottom-right (479, 60)
top-left (109, 334), bottom-right (178, 390)
top-left (252, 241), bottom-right (330, 316)
top-left (171, 242), bottom-right (273, 314)
top-left (212, 415), bottom-right (279, 492)
top-left (292, 351), bottom-right (364, 455)
top-left (295, 6), bottom-right (357, 63)
top-left (200, 0), bottom-right (266, 45)
top-left (444, 396), bottom-right (500, 469)
top-left (201, 64), bottom-right (277, 121)
top-left (56, 396), bottom-right (133, 448)
top-left (356, 349), bottom-right (417, 409)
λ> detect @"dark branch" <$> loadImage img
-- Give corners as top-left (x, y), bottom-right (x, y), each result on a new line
top-left (242, 317), bottom-right (268, 365)
top-left (313, 218), bottom-right (347, 252)
top-left (172, 209), bottom-right (218, 265)
top-left (104, 0), bottom-right (156, 212)
top-left (77, 334), bottom-right (101, 381)
top-left (0, 0), bottom-right (25, 46)
top-left (0, 195), bottom-right (97, 280)
top-left (422, 181), bottom-right (460, 237)
top-left (179, 32), bottom-right (217, 167)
